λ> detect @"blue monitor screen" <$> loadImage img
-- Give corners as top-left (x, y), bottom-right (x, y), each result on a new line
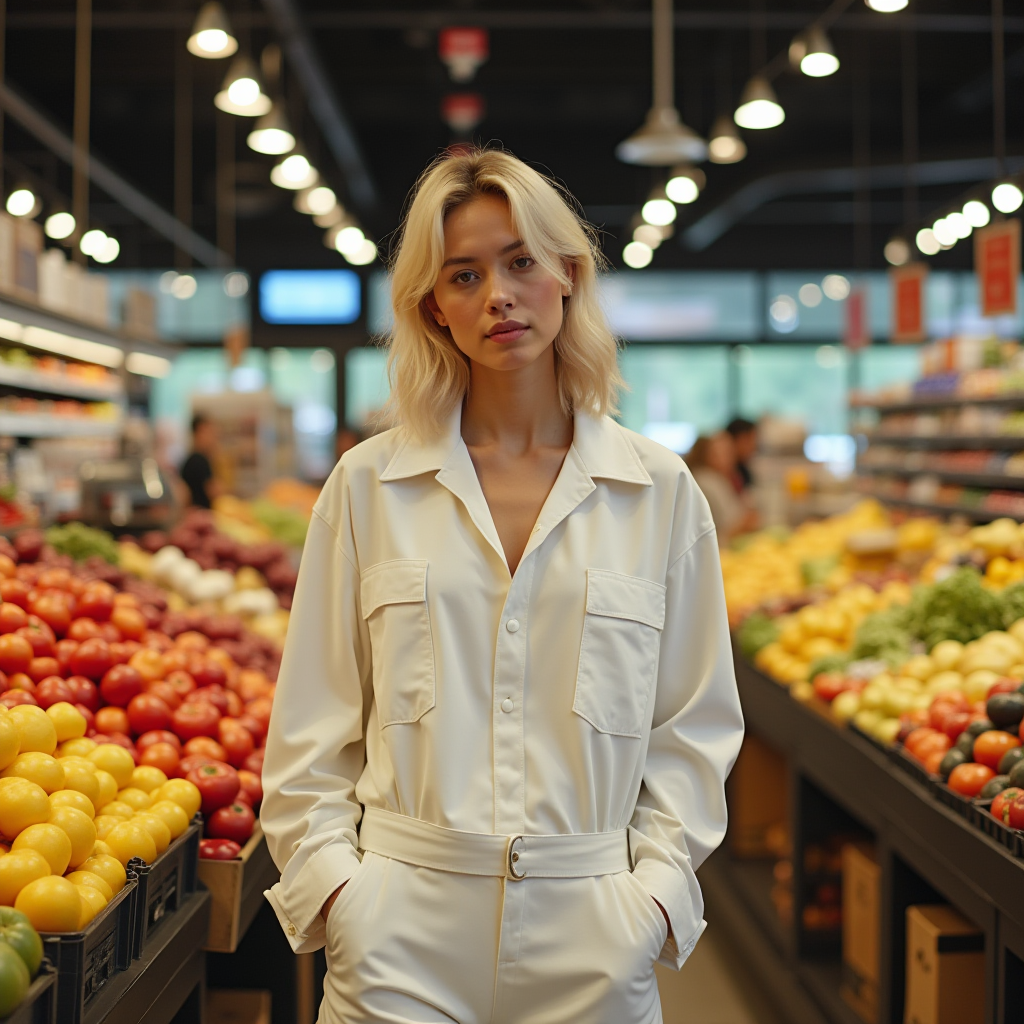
top-left (259, 270), bottom-right (361, 324)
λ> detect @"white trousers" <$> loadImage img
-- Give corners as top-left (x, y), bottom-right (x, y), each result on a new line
top-left (320, 852), bottom-right (667, 1024)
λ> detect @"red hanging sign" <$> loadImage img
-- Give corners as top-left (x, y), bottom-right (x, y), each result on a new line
top-left (438, 28), bottom-right (489, 82)
top-left (975, 219), bottom-right (1020, 317)
top-left (844, 286), bottom-right (870, 349)
top-left (890, 262), bottom-right (928, 343)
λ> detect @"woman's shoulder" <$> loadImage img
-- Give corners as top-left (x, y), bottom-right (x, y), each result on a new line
top-left (313, 427), bottom-right (406, 523)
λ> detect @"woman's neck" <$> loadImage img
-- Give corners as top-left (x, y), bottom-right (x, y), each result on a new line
top-left (461, 347), bottom-right (573, 453)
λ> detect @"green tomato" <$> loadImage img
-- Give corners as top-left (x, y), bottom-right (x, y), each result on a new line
top-left (0, 941), bottom-right (29, 1017)
top-left (0, 907), bottom-right (42, 978)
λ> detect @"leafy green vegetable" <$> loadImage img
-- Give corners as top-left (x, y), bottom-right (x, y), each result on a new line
top-left (852, 606), bottom-right (912, 667)
top-left (249, 500), bottom-right (309, 548)
top-left (737, 612), bottom-right (779, 659)
top-left (801, 555), bottom-right (839, 587)
top-left (808, 652), bottom-right (852, 679)
top-left (903, 567), bottom-right (1004, 651)
top-left (44, 522), bottom-right (118, 564)
top-left (1002, 581), bottom-right (1024, 629)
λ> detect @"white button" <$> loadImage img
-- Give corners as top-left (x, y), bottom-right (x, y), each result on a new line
top-left (501, 698), bottom-right (514, 713)
top-left (506, 618), bottom-right (520, 633)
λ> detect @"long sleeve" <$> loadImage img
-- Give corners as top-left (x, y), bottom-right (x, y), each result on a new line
top-left (260, 502), bottom-right (370, 954)
top-left (629, 526), bottom-right (745, 969)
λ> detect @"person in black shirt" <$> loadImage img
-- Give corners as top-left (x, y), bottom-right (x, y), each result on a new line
top-left (726, 417), bottom-right (758, 492)
top-left (180, 413), bottom-right (221, 508)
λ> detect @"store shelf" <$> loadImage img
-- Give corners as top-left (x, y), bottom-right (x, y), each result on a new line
top-left (852, 393), bottom-right (1024, 414)
top-left (0, 362), bottom-right (123, 400)
top-left (857, 466), bottom-right (1024, 491)
top-left (862, 493), bottom-right (1016, 522)
top-left (0, 413), bottom-right (122, 438)
top-left (861, 435), bottom-right (1024, 450)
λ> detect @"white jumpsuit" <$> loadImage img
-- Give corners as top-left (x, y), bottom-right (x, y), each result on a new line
top-left (260, 409), bottom-right (745, 1024)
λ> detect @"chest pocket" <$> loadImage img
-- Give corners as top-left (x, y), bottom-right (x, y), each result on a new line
top-left (360, 559), bottom-right (435, 727)
top-left (573, 569), bottom-right (666, 737)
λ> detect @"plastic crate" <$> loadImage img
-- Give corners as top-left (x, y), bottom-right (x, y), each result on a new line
top-left (972, 798), bottom-right (1024, 855)
top-left (930, 779), bottom-right (976, 821)
top-left (888, 744), bottom-right (937, 788)
top-left (41, 874), bottom-right (137, 1024)
top-left (4, 961), bottom-right (57, 1024)
top-left (130, 817), bottom-right (201, 957)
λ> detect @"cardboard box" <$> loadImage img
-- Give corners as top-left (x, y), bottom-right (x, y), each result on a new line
top-left (206, 990), bottom-right (271, 1024)
top-left (841, 843), bottom-right (880, 1024)
top-left (727, 734), bottom-right (789, 858)
top-left (904, 905), bottom-right (984, 1024)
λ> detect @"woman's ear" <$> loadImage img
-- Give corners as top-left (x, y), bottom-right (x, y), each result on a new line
top-left (424, 293), bottom-right (447, 327)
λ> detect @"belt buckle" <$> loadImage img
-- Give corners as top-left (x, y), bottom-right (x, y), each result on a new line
top-left (506, 835), bottom-right (525, 881)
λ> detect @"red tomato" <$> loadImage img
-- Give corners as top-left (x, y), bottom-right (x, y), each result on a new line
top-left (103, 626), bottom-right (127, 648)
top-left (29, 592), bottom-right (71, 636)
top-left (235, 714), bottom-right (267, 743)
top-left (206, 802), bottom-right (255, 844)
top-left (143, 681), bottom-right (181, 711)
top-left (100, 664), bottom-right (144, 707)
top-left (176, 631), bottom-right (209, 652)
top-left (70, 638), bottom-right (114, 682)
top-left (67, 618), bottom-right (102, 642)
top-left (6, 673), bottom-right (35, 694)
top-left (111, 606), bottom-right (146, 641)
top-left (947, 762), bottom-right (996, 797)
top-left (812, 672), bottom-right (850, 703)
top-left (199, 838), bottom-right (241, 860)
top-left (245, 698), bottom-right (272, 729)
top-left (929, 698), bottom-right (966, 731)
top-left (15, 622), bottom-right (54, 658)
top-left (237, 769), bottom-right (262, 808)
top-left (192, 659), bottom-right (227, 689)
top-left (65, 675), bottom-right (99, 712)
top-left (0, 579), bottom-right (30, 608)
top-left (973, 730), bottom-right (1021, 771)
top-left (941, 711), bottom-right (973, 742)
top-left (75, 704), bottom-right (95, 732)
top-left (27, 657), bottom-right (60, 683)
top-left (172, 701), bottom-right (221, 740)
top-left (35, 676), bottom-right (76, 709)
top-left (0, 690), bottom-right (37, 708)
top-left (37, 568), bottom-right (71, 590)
top-left (0, 603), bottom-right (28, 635)
top-left (183, 736), bottom-right (227, 761)
top-left (0, 554), bottom-right (12, 578)
top-left (191, 685), bottom-right (229, 716)
top-left (988, 678), bottom-right (1021, 698)
top-left (218, 720), bottom-right (254, 768)
top-left (75, 584), bottom-right (114, 622)
top-left (991, 787), bottom-right (1023, 824)
top-left (129, 648), bottom-right (164, 683)
top-left (923, 749), bottom-right (948, 776)
top-left (186, 762), bottom-right (240, 815)
top-left (127, 693), bottom-right (172, 735)
top-left (242, 748), bottom-right (264, 776)
top-left (137, 730), bottom-right (182, 754)
top-left (178, 754), bottom-right (218, 776)
top-left (54, 639), bottom-right (79, 675)
top-left (141, 629), bottom-right (173, 651)
top-left (0, 634), bottom-right (33, 675)
top-left (238, 671), bottom-right (272, 702)
top-left (164, 670), bottom-right (196, 700)
top-left (139, 742), bottom-right (181, 776)
top-left (1007, 794), bottom-right (1024, 830)
top-left (95, 706), bottom-right (131, 736)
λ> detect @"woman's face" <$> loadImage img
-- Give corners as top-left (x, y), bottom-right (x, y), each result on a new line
top-left (426, 194), bottom-right (569, 374)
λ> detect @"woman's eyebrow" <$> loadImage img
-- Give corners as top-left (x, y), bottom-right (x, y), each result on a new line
top-left (441, 239), bottom-right (525, 269)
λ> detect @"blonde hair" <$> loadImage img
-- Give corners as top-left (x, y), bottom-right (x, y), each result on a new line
top-left (382, 148), bottom-right (623, 438)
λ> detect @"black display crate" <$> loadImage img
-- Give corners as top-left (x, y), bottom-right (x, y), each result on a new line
top-left (4, 962), bottom-right (57, 1024)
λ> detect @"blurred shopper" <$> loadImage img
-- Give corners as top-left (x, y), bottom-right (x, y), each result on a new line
top-left (260, 148), bottom-right (743, 1024)
top-left (179, 414), bottom-right (222, 508)
top-left (726, 417), bottom-right (758, 492)
top-left (688, 431), bottom-right (759, 543)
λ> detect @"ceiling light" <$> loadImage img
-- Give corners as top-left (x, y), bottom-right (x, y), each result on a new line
top-left (734, 76), bottom-right (785, 130)
top-left (79, 229), bottom-right (108, 257)
top-left (171, 274), bottom-right (197, 299)
top-left (790, 27), bottom-right (840, 78)
top-left (799, 282), bottom-right (823, 306)
top-left (214, 56), bottom-right (271, 116)
top-left (865, 0), bottom-right (908, 11)
top-left (641, 187), bottom-right (677, 226)
top-left (294, 185), bottom-right (337, 216)
top-left (345, 239), bottom-right (378, 266)
top-left (623, 241), bottom-right (653, 269)
top-left (93, 236), bottom-right (120, 264)
top-left (945, 211), bottom-right (971, 239)
top-left (707, 115), bottom-right (747, 164)
top-left (665, 165), bottom-right (705, 205)
top-left (822, 274), bottom-right (850, 300)
top-left (223, 272), bottom-right (249, 297)
top-left (44, 212), bottom-right (76, 240)
top-left (769, 295), bottom-right (798, 332)
top-left (246, 105), bottom-right (296, 155)
top-left (187, 3), bottom-right (237, 58)
top-left (633, 223), bottom-right (664, 248)
top-left (334, 225), bottom-right (366, 258)
top-left (6, 188), bottom-right (39, 218)
top-left (992, 182), bottom-right (1024, 214)
top-left (271, 153), bottom-right (318, 190)
top-left (932, 218), bottom-right (958, 247)
top-left (313, 204), bottom-right (346, 228)
top-left (616, 106), bottom-right (707, 166)
top-left (915, 228), bottom-right (940, 256)
top-left (962, 200), bottom-right (990, 228)
top-left (884, 238), bottom-right (911, 266)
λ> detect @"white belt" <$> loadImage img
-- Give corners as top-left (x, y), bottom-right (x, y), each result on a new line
top-left (358, 807), bottom-right (631, 881)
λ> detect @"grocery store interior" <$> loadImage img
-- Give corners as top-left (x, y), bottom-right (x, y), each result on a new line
top-left (0, 0), bottom-right (1022, 1023)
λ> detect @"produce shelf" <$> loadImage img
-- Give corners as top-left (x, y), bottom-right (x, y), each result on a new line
top-left (0, 363), bottom-right (123, 401)
top-left (0, 413), bottom-right (122, 438)
top-left (865, 494), bottom-right (1018, 522)
top-left (857, 466), bottom-right (1024, 491)
top-left (851, 393), bottom-right (1024, 413)
top-left (860, 435), bottom-right (1024, 451)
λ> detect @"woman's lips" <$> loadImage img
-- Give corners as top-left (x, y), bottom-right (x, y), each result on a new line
top-left (487, 321), bottom-right (528, 343)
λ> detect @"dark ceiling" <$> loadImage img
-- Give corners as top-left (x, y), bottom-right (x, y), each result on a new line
top-left (4, 0), bottom-right (1023, 282)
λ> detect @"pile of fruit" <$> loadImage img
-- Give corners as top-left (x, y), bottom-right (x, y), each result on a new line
top-left (0, 908), bottom-right (43, 1016)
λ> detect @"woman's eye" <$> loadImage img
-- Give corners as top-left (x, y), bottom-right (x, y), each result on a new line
top-left (453, 271), bottom-right (477, 284)
top-left (511, 256), bottom-right (534, 270)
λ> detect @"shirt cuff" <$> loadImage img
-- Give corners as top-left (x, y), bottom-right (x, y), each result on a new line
top-left (264, 839), bottom-right (362, 953)
top-left (630, 853), bottom-right (705, 970)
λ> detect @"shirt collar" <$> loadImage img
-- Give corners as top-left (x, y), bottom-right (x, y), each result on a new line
top-left (379, 404), bottom-right (652, 487)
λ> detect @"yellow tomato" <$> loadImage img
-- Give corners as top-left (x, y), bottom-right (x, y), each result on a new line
top-left (0, 850), bottom-right (50, 905)
top-left (148, 800), bottom-right (189, 840)
top-left (87, 746), bottom-right (134, 789)
top-left (116, 789), bottom-right (151, 813)
top-left (58, 738), bottom-right (97, 758)
top-left (76, 885), bottom-right (107, 928)
top-left (131, 813), bottom-right (171, 855)
top-left (129, 767), bottom-right (168, 795)
top-left (0, 717), bottom-right (19, 772)
top-left (7, 706), bottom-right (57, 756)
top-left (49, 790), bottom-right (95, 819)
top-left (15, 876), bottom-right (81, 932)
top-left (48, 808), bottom-right (96, 869)
top-left (94, 814), bottom-right (126, 841)
top-left (101, 802), bottom-right (134, 821)
top-left (1, 753), bottom-right (65, 795)
top-left (61, 765), bottom-right (100, 808)
top-left (12, 823), bottom-right (72, 875)
top-left (104, 822), bottom-right (157, 866)
top-left (91, 840), bottom-right (114, 859)
top-left (65, 870), bottom-right (113, 902)
top-left (45, 703), bottom-right (86, 743)
top-left (78, 854), bottom-right (126, 895)
top-left (153, 779), bottom-right (201, 821)
top-left (0, 780), bottom-right (51, 842)
top-left (92, 771), bottom-right (118, 811)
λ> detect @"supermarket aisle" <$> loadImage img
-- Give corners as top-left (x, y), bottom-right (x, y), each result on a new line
top-left (658, 927), bottom-right (782, 1024)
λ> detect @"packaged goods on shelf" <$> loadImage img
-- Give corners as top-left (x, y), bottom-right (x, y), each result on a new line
top-left (904, 906), bottom-right (984, 1024)
top-left (841, 844), bottom-right (880, 1024)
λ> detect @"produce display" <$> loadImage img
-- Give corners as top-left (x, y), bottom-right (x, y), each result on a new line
top-left (0, 907), bottom-right (42, 1017)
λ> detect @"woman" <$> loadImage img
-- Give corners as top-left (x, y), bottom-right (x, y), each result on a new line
top-left (687, 432), bottom-right (759, 544)
top-left (260, 149), bottom-right (744, 1024)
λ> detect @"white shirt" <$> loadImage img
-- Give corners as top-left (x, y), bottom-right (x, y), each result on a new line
top-left (260, 408), bottom-right (744, 966)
